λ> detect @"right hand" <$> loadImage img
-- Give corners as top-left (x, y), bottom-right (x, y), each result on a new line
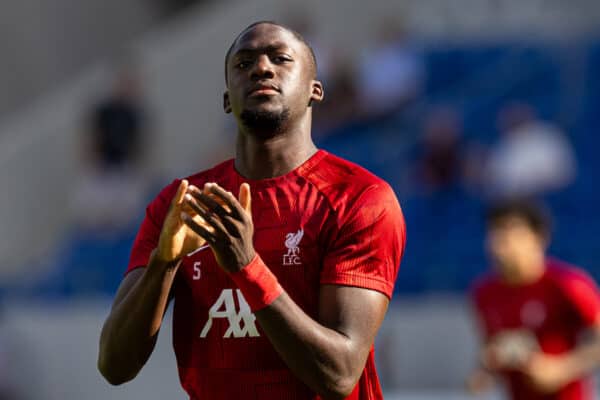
top-left (156, 179), bottom-right (209, 263)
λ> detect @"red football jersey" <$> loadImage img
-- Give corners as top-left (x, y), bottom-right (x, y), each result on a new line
top-left (126, 150), bottom-right (406, 399)
top-left (471, 259), bottom-right (600, 400)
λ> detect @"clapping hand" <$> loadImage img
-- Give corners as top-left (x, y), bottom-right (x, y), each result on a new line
top-left (182, 182), bottom-right (255, 273)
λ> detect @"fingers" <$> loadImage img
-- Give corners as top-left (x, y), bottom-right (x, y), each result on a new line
top-left (184, 193), bottom-right (229, 234)
top-left (181, 211), bottom-right (217, 244)
top-left (173, 179), bottom-right (189, 207)
top-left (163, 180), bottom-right (189, 233)
top-left (182, 182), bottom-right (252, 239)
top-left (181, 201), bottom-right (215, 232)
top-left (205, 183), bottom-right (247, 220)
top-left (239, 183), bottom-right (252, 214)
top-left (187, 185), bottom-right (231, 219)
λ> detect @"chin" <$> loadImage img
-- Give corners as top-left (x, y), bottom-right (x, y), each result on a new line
top-left (240, 107), bottom-right (290, 137)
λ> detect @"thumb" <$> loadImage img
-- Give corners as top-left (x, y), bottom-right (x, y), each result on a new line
top-left (168, 179), bottom-right (189, 215)
top-left (160, 179), bottom-right (188, 246)
top-left (239, 183), bottom-right (252, 214)
top-left (174, 179), bottom-right (189, 207)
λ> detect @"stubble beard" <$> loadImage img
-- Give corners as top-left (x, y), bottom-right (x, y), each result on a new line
top-left (240, 107), bottom-right (291, 139)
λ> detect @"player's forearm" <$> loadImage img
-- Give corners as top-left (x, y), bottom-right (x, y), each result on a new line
top-left (563, 335), bottom-right (600, 380)
top-left (98, 250), bottom-right (178, 384)
top-left (256, 293), bottom-right (364, 399)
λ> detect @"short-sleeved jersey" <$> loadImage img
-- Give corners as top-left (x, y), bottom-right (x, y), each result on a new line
top-left (471, 259), bottom-right (600, 400)
top-left (127, 150), bottom-right (406, 400)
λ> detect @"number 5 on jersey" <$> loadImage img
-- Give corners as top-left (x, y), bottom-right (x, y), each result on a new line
top-left (193, 261), bottom-right (201, 280)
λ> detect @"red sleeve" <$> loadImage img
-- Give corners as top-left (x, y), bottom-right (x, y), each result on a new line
top-left (125, 180), bottom-right (180, 275)
top-left (320, 184), bottom-right (406, 299)
top-left (557, 266), bottom-right (600, 327)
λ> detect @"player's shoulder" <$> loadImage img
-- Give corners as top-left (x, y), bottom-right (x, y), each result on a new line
top-left (545, 258), bottom-right (597, 290)
top-left (311, 150), bottom-right (389, 188)
top-left (306, 150), bottom-right (398, 211)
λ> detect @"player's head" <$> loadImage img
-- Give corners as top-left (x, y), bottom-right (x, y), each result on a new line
top-left (485, 200), bottom-right (551, 282)
top-left (223, 21), bottom-right (323, 138)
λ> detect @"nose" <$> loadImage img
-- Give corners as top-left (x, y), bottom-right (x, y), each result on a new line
top-left (250, 54), bottom-right (274, 80)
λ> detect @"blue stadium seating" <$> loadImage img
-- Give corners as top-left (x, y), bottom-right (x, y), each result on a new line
top-left (19, 41), bottom-right (600, 298)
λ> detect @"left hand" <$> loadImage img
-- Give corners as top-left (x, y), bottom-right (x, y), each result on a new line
top-left (181, 182), bottom-right (255, 273)
top-left (519, 352), bottom-right (575, 394)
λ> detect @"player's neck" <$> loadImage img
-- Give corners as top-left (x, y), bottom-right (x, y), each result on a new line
top-left (234, 126), bottom-right (317, 180)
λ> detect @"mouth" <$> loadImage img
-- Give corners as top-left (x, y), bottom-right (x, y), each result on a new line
top-left (247, 83), bottom-right (280, 97)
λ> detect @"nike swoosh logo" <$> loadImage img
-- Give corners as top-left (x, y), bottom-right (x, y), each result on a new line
top-left (187, 244), bottom-right (210, 257)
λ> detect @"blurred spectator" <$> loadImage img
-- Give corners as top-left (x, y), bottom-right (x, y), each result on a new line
top-left (416, 107), bottom-right (464, 193)
top-left (89, 68), bottom-right (144, 169)
top-left (71, 62), bottom-right (150, 235)
top-left (356, 20), bottom-right (423, 119)
top-left (484, 103), bottom-right (576, 199)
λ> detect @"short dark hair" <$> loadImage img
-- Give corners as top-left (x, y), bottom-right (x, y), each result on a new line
top-left (224, 21), bottom-right (318, 84)
top-left (486, 199), bottom-right (552, 238)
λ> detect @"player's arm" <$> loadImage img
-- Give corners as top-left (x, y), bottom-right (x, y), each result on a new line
top-left (97, 253), bottom-right (179, 385)
top-left (465, 300), bottom-right (500, 394)
top-left (98, 179), bottom-right (206, 385)
top-left (467, 343), bottom-right (497, 395)
top-left (517, 321), bottom-right (600, 394)
top-left (518, 271), bottom-right (600, 394)
top-left (554, 321), bottom-right (600, 376)
top-left (466, 339), bottom-right (498, 394)
top-left (257, 284), bottom-right (388, 399)
top-left (182, 182), bottom-right (399, 399)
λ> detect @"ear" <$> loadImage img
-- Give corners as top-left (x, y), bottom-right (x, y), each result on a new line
top-left (223, 91), bottom-right (232, 114)
top-left (310, 80), bottom-right (324, 104)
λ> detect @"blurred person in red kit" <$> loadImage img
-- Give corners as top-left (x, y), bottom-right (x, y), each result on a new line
top-left (467, 200), bottom-right (600, 399)
top-left (97, 21), bottom-right (406, 400)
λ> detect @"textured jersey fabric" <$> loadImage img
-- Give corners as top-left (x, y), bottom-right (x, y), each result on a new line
top-left (127, 150), bottom-right (406, 399)
top-left (472, 259), bottom-right (600, 400)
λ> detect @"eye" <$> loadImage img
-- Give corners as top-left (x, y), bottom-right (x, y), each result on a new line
top-left (273, 55), bottom-right (292, 64)
top-left (235, 60), bottom-right (252, 69)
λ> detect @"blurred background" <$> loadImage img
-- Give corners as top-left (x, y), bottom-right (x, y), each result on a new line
top-left (0, 0), bottom-right (599, 398)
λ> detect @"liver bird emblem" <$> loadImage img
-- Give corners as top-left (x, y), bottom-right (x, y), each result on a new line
top-left (283, 229), bottom-right (304, 265)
